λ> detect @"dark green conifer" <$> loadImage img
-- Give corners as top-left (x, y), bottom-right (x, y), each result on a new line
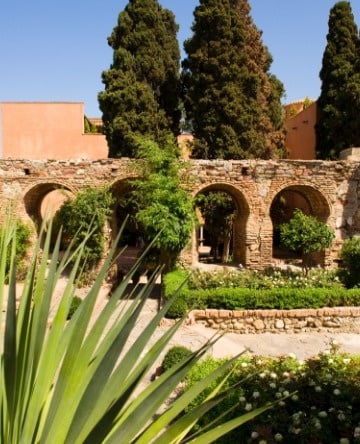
top-left (316, 1), bottom-right (360, 159)
top-left (98, 0), bottom-right (181, 158)
top-left (181, 0), bottom-right (286, 160)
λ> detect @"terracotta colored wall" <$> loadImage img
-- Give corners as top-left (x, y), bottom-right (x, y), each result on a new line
top-left (285, 101), bottom-right (317, 160)
top-left (0, 102), bottom-right (108, 159)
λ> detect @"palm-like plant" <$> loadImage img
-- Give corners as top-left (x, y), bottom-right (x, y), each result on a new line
top-left (0, 216), bottom-right (272, 443)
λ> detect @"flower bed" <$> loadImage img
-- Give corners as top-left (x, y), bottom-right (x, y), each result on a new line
top-left (163, 269), bottom-right (360, 319)
top-left (183, 349), bottom-right (360, 443)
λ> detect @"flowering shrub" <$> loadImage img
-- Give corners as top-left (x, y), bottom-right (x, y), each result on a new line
top-left (163, 268), bottom-right (360, 317)
top-left (188, 267), bottom-right (342, 291)
top-left (184, 347), bottom-right (360, 443)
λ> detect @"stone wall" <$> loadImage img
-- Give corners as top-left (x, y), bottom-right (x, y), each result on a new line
top-left (0, 158), bottom-right (360, 268)
top-left (188, 307), bottom-right (360, 334)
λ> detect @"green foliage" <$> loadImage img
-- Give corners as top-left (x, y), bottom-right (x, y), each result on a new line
top-left (98, 0), bottom-right (181, 157)
top-left (1, 219), bottom-right (31, 280)
top-left (280, 209), bottom-right (334, 271)
top-left (183, 351), bottom-right (360, 443)
top-left (162, 346), bottom-right (193, 372)
top-left (163, 268), bottom-right (357, 317)
top-left (182, 0), bottom-right (286, 159)
top-left (302, 96), bottom-right (313, 109)
top-left (316, 1), bottom-right (360, 159)
top-left (195, 191), bottom-right (236, 262)
top-left (67, 296), bottom-right (83, 320)
top-left (83, 116), bottom-right (98, 133)
top-left (339, 236), bottom-right (360, 287)
top-left (53, 187), bottom-right (114, 273)
top-left (130, 137), bottom-right (195, 270)
top-left (189, 267), bottom-right (342, 290)
top-left (0, 215), bottom-right (270, 443)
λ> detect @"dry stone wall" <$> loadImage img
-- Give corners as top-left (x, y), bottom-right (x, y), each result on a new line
top-left (188, 307), bottom-right (360, 334)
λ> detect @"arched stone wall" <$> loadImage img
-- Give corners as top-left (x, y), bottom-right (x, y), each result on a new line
top-left (0, 158), bottom-right (357, 270)
top-left (192, 182), bottom-right (250, 265)
top-left (267, 183), bottom-right (333, 267)
top-left (23, 182), bottom-right (76, 231)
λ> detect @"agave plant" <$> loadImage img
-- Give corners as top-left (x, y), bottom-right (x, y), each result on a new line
top-left (0, 216), bottom-right (273, 443)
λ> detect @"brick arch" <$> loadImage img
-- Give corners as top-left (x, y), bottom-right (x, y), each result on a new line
top-left (23, 182), bottom-right (75, 230)
top-left (193, 183), bottom-right (250, 266)
top-left (269, 183), bottom-right (331, 222)
top-left (269, 183), bottom-right (332, 266)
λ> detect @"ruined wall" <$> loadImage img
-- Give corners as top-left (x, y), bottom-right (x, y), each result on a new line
top-left (0, 158), bottom-right (359, 269)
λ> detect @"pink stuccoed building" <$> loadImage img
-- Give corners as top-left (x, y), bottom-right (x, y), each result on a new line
top-left (0, 102), bottom-right (108, 160)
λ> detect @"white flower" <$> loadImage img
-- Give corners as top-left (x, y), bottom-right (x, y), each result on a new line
top-left (338, 412), bottom-right (346, 421)
top-left (253, 391), bottom-right (260, 399)
top-left (283, 390), bottom-right (289, 397)
top-left (270, 372), bottom-right (277, 379)
top-left (291, 394), bottom-right (299, 402)
top-left (269, 382), bottom-right (277, 389)
top-left (343, 358), bottom-right (351, 364)
top-left (251, 431), bottom-right (259, 439)
top-left (339, 439), bottom-right (350, 444)
top-left (334, 388), bottom-right (341, 396)
top-left (283, 371), bottom-right (290, 378)
top-left (259, 372), bottom-right (266, 378)
top-left (274, 433), bottom-right (283, 441)
top-left (245, 403), bottom-right (252, 411)
top-left (315, 386), bottom-right (322, 392)
top-left (259, 441), bottom-right (267, 444)
top-left (241, 362), bottom-right (248, 368)
top-left (318, 411), bottom-right (327, 418)
top-left (239, 396), bottom-right (246, 402)
top-left (354, 427), bottom-right (360, 438)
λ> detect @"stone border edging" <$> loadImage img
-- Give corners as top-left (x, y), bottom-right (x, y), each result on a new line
top-left (187, 307), bottom-right (360, 333)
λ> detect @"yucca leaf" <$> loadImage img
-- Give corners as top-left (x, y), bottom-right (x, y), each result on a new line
top-left (104, 336), bottom-right (219, 444)
top-left (136, 352), bottom-right (243, 444)
top-left (184, 403), bottom-right (275, 444)
top-left (69, 273), bottom-right (184, 443)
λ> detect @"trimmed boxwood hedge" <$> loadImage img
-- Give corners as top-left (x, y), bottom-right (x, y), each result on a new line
top-left (163, 270), bottom-right (360, 318)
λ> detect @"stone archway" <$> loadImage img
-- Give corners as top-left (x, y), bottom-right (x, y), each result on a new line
top-left (193, 183), bottom-right (250, 266)
top-left (270, 184), bottom-right (331, 265)
top-left (23, 182), bottom-right (74, 232)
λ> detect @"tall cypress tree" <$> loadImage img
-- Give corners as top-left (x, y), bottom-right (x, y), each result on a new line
top-left (316, 1), bottom-right (360, 159)
top-left (181, 0), bottom-right (286, 160)
top-left (98, 0), bottom-right (181, 158)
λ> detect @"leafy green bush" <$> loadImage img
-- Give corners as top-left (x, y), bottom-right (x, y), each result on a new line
top-left (340, 236), bottom-right (360, 287)
top-left (183, 351), bottom-right (360, 443)
top-left (163, 269), bottom-right (360, 317)
top-left (0, 215), bottom-right (269, 442)
top-left (162, 346), bottom-right (193, 372)
top-left (53, 186), bottom-right (114, 276)
top-left (1, 219), bottom-right (31, 281)
top-left (280, 209), bottom-right (334, 272)
top-left (67, 296), bottom-right (82, 320)
top-left (189, 267), bottom-right (342, 290)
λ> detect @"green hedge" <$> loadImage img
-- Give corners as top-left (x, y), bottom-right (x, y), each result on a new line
top-left (163, 270), bottom-right (360, 318)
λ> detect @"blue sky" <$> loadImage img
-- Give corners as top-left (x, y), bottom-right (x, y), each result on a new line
top-left (1, 1), bottom-right (360, 117)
